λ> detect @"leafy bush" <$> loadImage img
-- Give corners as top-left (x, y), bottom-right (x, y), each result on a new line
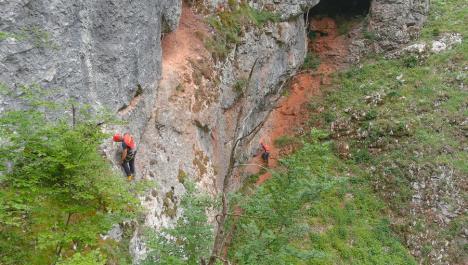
top-left (322, 110), bottom-right (336, 123)
top-left (363, 29), bottom-right (377, 41)
top-left (301, 52), bottom-right (321, 70)
top-left (56, 250), bottom-right (106, 265)
top-left (0, 31), bottom-right (12, 41)
top-left (0, 26), bottom-right (56, 48)
top-left (402, 55), bottom-right (419, 68)
top-left (0, 85), bottom-right (138, 264)
top-left (206, 4), bottom-right (279, 61)
top-left (228, 130), bottom-right (415, 264)
top-left (352, 148), bottom-right (371, 163)
top-left (143, 181), bottom-right (215, 265)
top-left (310, 4), bottom-right (467, 261)
top-left (273, 135), bottom-right (299, 148)
top-left (335, 15), bottom-right (365, 36)
top-left (233, 78), bottom-right (248, 95)
top-left (364, 109), bottom-right (378, 120)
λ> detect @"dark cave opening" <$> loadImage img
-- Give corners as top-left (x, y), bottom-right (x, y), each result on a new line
top-left (308, 0), bottom-right (371, 17)
top-left (304, 0), bottom-right (372, 39)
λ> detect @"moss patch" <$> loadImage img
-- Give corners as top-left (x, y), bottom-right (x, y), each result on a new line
top-left (177, 169), bottom-right (187, 184)
top-left (205, 3), bottom-right (279, 61)
top-left (192, 150), bottom-right (209, 179)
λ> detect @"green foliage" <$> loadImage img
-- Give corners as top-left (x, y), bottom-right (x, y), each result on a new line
top-left (0, 31), bottom-right (13, 41)
top-left (23, 26), bottom-right (57, 48)
top-left (335, 15), bottom-right (365, 36)
top-left (363, 29), bottom-right (377, 41)
top-left (57, 250), bottom-right (106, 265)
top-left (322, 110), bottom-right (336, 123)
top-left (143, 181), bottom-right (215, 265)
top-left (351, 148), bottom-right (371, 163)
top-left (273, 135), bottom-right (300, 148)
top-left (204, 37), bottom-right (231, 61)
top-left (0, 31), bottom-right (27, 42)
top-left (0, 85), bottom-right (138, 264)
top-left (228, 3), bottom-right (468, 262)
top-left (308, 4), bottom-right (467, 261)
top-left (206, 4), bottom-right (279, 61)
top-left (233, 78), bottom-right (248, 95)
top-left (228, 130), bottom-right (415, 264)
top-left (402, 55), bottom-right (419, 68)
top-left (307, 30), bottom-right (318, 41)
top-left (0, 26), bottom-right (57, 49)
top-left (420, 0), bottom-right (468, 40)
top-left (301, 52), bottom-right (321, 70)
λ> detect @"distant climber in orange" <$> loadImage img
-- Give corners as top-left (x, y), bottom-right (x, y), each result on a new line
top-left (259, 140), bottom-right (271, 167)
top-left (113, 132), bottom-right (137, 181)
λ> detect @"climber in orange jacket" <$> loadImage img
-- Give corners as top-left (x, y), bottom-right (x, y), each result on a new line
top-left (260, 141), bottom-right (271, 167)
top-left (113, 133), bottom-right (136, 181)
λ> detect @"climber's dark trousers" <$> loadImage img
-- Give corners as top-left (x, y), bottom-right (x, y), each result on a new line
top-left (262, 152), bottom-right (270, 167)
top-left (122, 157), bottom-right (135, 177)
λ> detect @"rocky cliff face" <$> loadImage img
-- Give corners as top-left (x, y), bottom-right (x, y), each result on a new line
top-left (349, 0), bottom-right (430, 62)
top-left (131, 1), bottom-right (316, 261)
top-left (1, 0), bottom-right (432, 263)
top-left (130, 0), bottom-right (431, 260)
top-left (0, 0), bottom-right (182, 139)
top-left (369, 0), bottom-right (430, 51)
top-left (203, 0), bottom-right (319, 18)
top-left (0, 0), bottom-right (317, 262)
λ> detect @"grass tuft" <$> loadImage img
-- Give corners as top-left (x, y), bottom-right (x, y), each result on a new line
top-left (205, 4), bottom-right (279, 61)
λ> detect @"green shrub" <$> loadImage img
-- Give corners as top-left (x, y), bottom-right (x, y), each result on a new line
top-left (302, 52), bottom-right (321, 70)
top-left (403, 55), bottom-right (419, 68)
top-left (206, 4), bottom-right (279, 61)
top-left (0, 27), bottom-right (57, 48)
top-left (335, 15), bottom-right (365, 36)
top-left (365, 109), bottom-right (378, 120)
top-left (352, 148), bottom-right (372, 163)
top-left (274, 135), bottom-right (299, 148)
top-left (233, 78), bottom-right (248, 95)
top-left (0, 31), bottom-right (10, 41)
top-left (204, 37), bottom-right (230, 61)
top-left (0, 85), bottom-right (138, 265)
top-left (228, 133), bottom-right (415, 264)
top-left (56, 250), bottom-right (106, 265)
top-left (143, 181), bottom-right (215, 265)
top-left (323, 111), bottom-right (336, 123)
top-left (363, 29), bottom-right (377, 41)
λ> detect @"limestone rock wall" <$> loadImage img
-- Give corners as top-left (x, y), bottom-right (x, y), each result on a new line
top-left (1, 0), bottom-right (432, 263)
top-left (344, 0), bottom-right (430, 63)
top-left (369, 0), bottom-right (430, 51)
top-left (131, 3), bottom-right (314, 262)
top-left (0, 0), bottom-right (182, 139)
top-left (0, 1), bottom-right (316, 262)
top-left (202, 0), bottom-right (320, 19)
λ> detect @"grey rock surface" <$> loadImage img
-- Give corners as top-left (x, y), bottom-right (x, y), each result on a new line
top-left (0, 0), bottom-right (311, 262)
top-left (252, 0), bottom-right (321, 19)
top-left (347, 0), bottom-right (430, 63)
top-left (131, 5), bottom-right (311, 261)
top-left (0, 0), bottom-right (182, 141)
top-left (369, 0), bottom-right (430, 51)
top-left (1, 0), bottom-right (435, 263)
top-left (386, 32), bottom-right (462, 58)
top-left (198, 0), bottom-right (319, 19)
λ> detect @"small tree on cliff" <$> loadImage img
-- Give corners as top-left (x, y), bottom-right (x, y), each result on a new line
top-left (143, 181), bottom-right (215, 265)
